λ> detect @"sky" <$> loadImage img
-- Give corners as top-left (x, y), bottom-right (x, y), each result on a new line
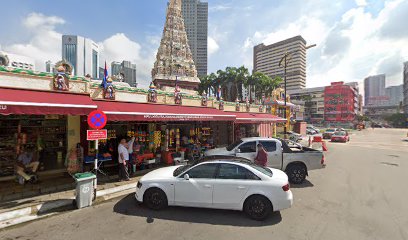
top-left (0, 0), bottom-right (407, 89)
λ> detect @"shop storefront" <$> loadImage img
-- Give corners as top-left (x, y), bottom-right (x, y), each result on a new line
top-left (89, 100), bottom-right (236, 167)
top-left (233, 112), bottom-right (286, 138)
top-left (0, 87), bottom-right (97, 181)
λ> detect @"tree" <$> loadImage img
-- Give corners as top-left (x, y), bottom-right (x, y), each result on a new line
top-left (200, 67), bottom-right (281, 103)
top-left (356, 115), bottom-right (370, 122)
top-left (385, 113), bottom-right (406, 128)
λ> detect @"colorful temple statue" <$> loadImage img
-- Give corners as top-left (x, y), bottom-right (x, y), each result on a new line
top-left (53, 64), bottom-right (70, 91)
top-left (219, 98), bottom-right (224, 110)
top-left (245, 97), bottom-right (250, 112)
top-left (235, 98), bottom-right (240, 112)
top-left (201, 93), bottom-right (208, 107)
top-left (174, 85), bottom-right (182, 105)
top-left (103, 77), bottom-right (115, 100)
top-left (148, 82), bottom-right (158, 103)
top-left (259, 104), bottom-right (264, 112)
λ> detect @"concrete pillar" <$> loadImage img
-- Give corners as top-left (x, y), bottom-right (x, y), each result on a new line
top-left (67, 116), bottom-right (81, 151)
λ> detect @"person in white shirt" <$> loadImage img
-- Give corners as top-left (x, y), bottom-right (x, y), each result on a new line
top-left (127, 137), bottom-right (136, 175)
top-left (118, 138), bottom-right (131, 181)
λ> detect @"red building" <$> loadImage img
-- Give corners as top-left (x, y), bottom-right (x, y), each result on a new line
top-left (324, 82), bottom-right (358, 124)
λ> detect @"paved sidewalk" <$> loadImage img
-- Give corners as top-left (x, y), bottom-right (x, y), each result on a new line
top-left (0, 169), bottom-right (153, 229)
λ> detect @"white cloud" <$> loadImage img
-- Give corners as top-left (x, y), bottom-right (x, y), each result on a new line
top-left (23, 12), bottom-right (65, 30)
top-left (99, 33), bottom-right (156, 88)
top-left (235, 0), bottom-right (407, 88)
top-left (209, 4), bottom-right (232, 12)
top-left (4, 12), bottom-right (65, 71)
top-left (355, 0), bottom-right (368, 7)
top-left (2, 13), bottom-right (156, 87)
top-left (208, 36), bottom-right (219, 56)
top-left (100, 33), bottom-right (142, 63)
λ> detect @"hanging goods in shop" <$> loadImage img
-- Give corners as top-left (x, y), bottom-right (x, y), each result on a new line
top-left (165, 129), bottom-right (169, 151)
top-left (176, 128), bottom-right (180, 151)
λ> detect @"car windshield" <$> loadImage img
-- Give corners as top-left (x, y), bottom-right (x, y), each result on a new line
top-left (226, 140), bottom-right (243, 151)
top-left (334, 131), bottom-right (346, 136)
top-left (249, 164), bottom-right (273, 177)
top-left (326, 129), bottom-right (335, 132)
top-left (173, 164), bottom-right (193, 177)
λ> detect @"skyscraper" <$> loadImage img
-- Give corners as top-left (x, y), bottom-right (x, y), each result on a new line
top-left (181, 0), bottom-right (208, 77)
top-left (111, 60), bottom-right (137, 87)
top-left (62, 35), bottom-right (99, 78)
top-left (364, 74), bottom-right (386, 106)
top-left (111, 61), bottom-right (122, 76)
top-left (385, 85), bottom-right (403, 106)
top-left (254, 36), bottom-right (307, 91)
top-left (45, 60), bottom-right (55, 73)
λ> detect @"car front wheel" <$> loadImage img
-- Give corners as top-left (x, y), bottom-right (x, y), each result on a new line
top-left (143, 188), bottom-right (168, 210)
top-left (244, 195), bottom-right (272, 221)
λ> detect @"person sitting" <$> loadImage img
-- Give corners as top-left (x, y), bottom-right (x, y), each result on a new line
top-left (15, 146), bottom-right (40, 183)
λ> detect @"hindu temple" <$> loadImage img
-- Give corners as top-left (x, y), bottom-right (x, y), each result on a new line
top-left (151, 0), bottom-right (200, 93)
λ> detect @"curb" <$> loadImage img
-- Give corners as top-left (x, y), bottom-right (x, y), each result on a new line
top-left (0, 181), bottom-right (138, 229)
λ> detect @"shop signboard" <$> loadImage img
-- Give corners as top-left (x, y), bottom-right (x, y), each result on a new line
top-left (87, 129), bottom-right (107, 141)
top-left (87, 110), bottom-right (107, 129)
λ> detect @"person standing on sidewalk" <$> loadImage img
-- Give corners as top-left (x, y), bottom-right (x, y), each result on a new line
top-left (118, 139), bottom-right (130, 181)
top-left (127, 136), bottom-right (135, 176)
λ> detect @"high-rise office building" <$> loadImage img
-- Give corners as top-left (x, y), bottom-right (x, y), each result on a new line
top-left (62, 35), bottom-right (99, 78)
top-left (45, 60), bottom-right (55, 73)
top-left (181, 0), bottom-right (208, 77)
top-left (364, 74), bottom-right (386, 106)
top-left (288, 86), bottom-right (325, 123)
top-left (98, 67), bottom-right (105, 80)
top-left (404, 62), bottom-right (408, 115)
top-left (254, 36), bottom-right (307, 91)
top-left (111, 61), bottom-right (122, 76)
top-left (385, 85), bottom-right (403, 106)
top-left (111, 60), bottom-right (137, 87)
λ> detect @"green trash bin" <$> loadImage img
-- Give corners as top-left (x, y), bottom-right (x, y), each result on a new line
top-left (73, 172), bottom-right (96, 209)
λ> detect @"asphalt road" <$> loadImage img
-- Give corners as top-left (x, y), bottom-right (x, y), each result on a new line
top-left (1, 128), bottom-right (408, 240)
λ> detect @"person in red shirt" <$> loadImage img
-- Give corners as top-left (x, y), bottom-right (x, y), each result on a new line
top-left (255, 143), bottom-right (268, 167)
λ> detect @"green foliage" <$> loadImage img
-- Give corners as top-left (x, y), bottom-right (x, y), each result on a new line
top-left (199, 66), bottom-right (281, 102)
top-left (385, 113), bottom-right (406, 128)
top-left (356, 115), bottom-right (370, 122)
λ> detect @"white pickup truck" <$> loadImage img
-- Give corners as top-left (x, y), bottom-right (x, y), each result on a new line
top-left (204, 137), bottom-right (325, 184)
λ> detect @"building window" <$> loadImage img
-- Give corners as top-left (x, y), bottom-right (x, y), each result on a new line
top-left (64, 44), bottom-right (77, 75)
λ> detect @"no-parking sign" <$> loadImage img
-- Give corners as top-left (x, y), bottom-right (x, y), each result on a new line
top-left (87, 110), bottom-right (107, 129)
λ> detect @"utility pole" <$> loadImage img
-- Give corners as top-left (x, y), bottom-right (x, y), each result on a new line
top-left (279, 44), bottom-right (316, 137)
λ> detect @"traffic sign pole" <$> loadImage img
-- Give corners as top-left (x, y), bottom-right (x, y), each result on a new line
top-left (94, 139), bottom-right (98, 199)
top-left (87, 110), bottom-right (108, 201)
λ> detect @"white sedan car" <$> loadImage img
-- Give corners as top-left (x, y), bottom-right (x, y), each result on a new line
top-left (135, 159), bottom-right (293, 220)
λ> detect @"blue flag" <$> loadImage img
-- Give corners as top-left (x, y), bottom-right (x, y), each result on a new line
top-left (101, 61), bottom-right (108, 89)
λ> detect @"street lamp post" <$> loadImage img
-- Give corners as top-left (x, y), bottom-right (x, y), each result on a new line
top-left (279, 44), bottom-right (316, 137)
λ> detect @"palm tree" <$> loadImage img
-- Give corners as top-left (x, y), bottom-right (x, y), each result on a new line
top-left (235, 66), bottom-right (250, 101)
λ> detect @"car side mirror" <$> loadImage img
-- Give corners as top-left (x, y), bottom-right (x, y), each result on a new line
top-left (235, 148), bottom-right (241, 154)
top-left (184, 174), bottom-right (190, 180)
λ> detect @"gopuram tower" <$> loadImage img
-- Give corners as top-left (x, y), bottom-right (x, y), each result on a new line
top-left (152, 0), bottom-right (200, 92)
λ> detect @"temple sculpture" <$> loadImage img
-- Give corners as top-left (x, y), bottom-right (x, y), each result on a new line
top-left (151, 0), bottom-right (200, 92)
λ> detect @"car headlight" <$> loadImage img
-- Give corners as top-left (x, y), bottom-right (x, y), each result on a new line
top-left (136, 181), bottom-right (142, 189)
